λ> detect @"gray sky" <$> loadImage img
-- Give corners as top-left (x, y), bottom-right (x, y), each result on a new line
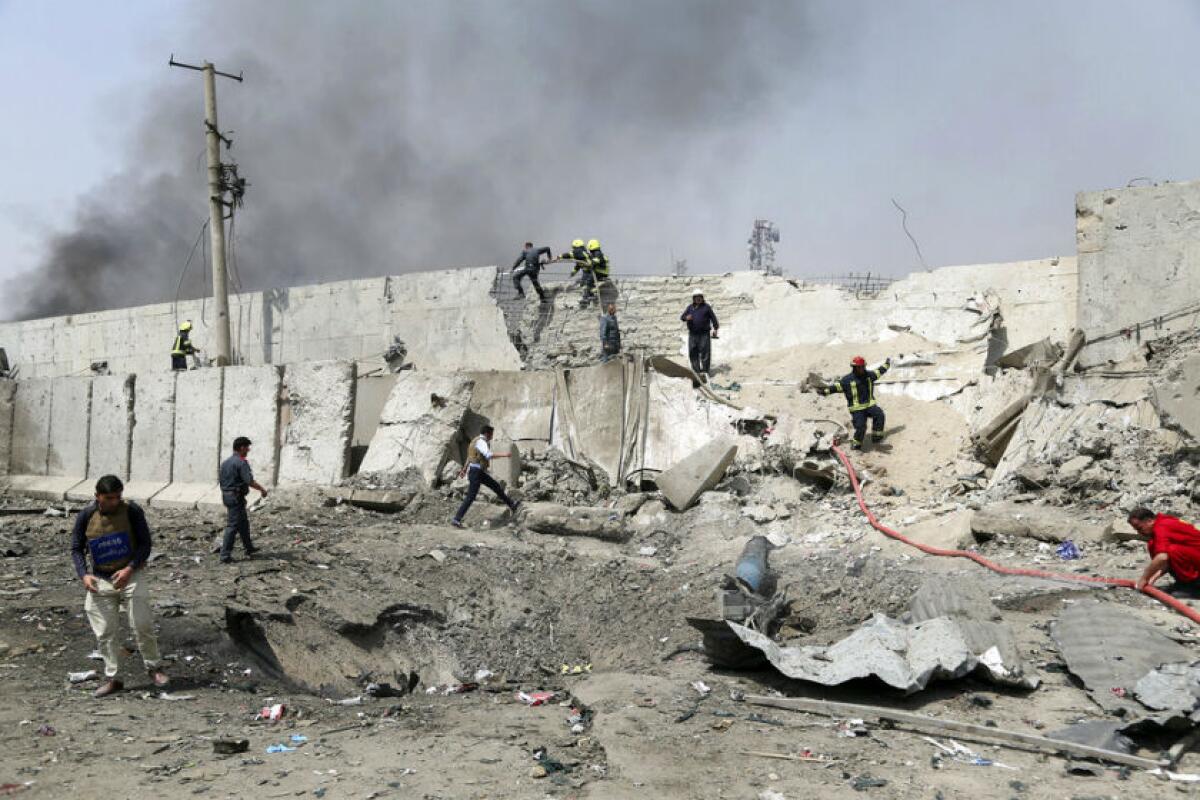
top-left (2, 1), bottom-right (1199, 318)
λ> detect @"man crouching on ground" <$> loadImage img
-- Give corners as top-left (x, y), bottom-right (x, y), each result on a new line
top-left (1129, 506), bottom-right (1200, 593)
top-left (71, 475), bottom-right (169, 697)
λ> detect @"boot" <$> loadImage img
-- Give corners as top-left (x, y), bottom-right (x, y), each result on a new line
top-left (93, 678), bottom-right (124, 698)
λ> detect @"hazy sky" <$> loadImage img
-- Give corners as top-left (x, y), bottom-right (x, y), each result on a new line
top-left (1, 1), bottom-right (1199, 318)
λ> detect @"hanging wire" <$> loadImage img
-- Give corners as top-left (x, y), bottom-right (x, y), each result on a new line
top-left (172, 218), bottom-right (210, 327)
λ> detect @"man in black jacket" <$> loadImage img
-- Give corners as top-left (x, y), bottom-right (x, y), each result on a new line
top-left (681, 292), bottom-right (719, 379)
top-left (511, 242), bottom-right (552, 301)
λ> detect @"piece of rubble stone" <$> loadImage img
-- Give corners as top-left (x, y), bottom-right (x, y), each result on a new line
top-left (1057, 455), bottom-right (1093, 484)
top-left (1153, 354), bottom-right (1200, 442)
top-left (522, 502), bottom-right (629, 542)
top-left (970, 502), bottom-right (1104, 544)
top-left (656, 438), bottom-right (738, 511)
top-left (359, 373), bottom-right (474, 486)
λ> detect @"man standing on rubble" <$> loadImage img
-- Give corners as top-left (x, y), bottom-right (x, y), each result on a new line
top-left (599, 303), bottom-right (621, 362)
top-left (451, 425), bottom-right (519, 528)
top-left (1129, 507), bottom-right (1200, 592)
top-left (814, 356), bottom-right (891, 450)
top-left (681, 291), bottom-right (719, 381)
top-left (511, 241), bottom-right (552, 301)
top-left (218, 436), bottom-right (269, 564)
top-left (71, 475), bottom-right (169, 697)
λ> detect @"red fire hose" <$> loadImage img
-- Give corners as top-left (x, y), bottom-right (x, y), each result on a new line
top-left (831, 443), bottom-right (1200, 626)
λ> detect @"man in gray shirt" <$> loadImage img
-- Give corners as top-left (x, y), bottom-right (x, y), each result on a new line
top-left (218, 436), bottom-right (268, 563)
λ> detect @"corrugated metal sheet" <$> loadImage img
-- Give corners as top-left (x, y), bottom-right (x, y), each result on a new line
top-left (1050, 601), bottom-right (1190, 712)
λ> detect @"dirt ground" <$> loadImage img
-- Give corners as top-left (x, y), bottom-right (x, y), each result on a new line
top-left (2, 475), bottom-right (1198, 800)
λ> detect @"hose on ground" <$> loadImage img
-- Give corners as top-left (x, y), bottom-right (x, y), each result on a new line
top-left (830, 443), bottom-right (1200, 626)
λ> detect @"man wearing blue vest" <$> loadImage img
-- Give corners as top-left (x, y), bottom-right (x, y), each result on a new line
top-left (819, 355), bottom-right (892, 450)
top-left (71, 475), bottom-right (169, 697)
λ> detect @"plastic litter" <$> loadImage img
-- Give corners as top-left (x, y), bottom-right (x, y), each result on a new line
top-left (517, 691), bottom-right (557, 706)
top-left (265, 744), bottom-right (296, 754)
top-left (691, 680), bottom-right (712, 696)
top-left (258, 703), bottom-right (286, 721)
top-left (290, 734), bottom-right (307, 744)
top-left (1056, 540), bottom-right (1081, 560)
top-left (213, 738), bottom-right (249, 755)
top-left (328, 696), bottom-right (363, 706)
top-left (560, 663), bottom-right (592, 675)
top-left (35, 725), bottom-right (55, 737)
top-left (67, 670), bottom-right (98, 684)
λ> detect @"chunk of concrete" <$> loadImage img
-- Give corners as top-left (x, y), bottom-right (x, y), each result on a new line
top-left (47, 377), bottom-right (92, 477)
top-left (10, 378), bottom-right (53, 474)
top-left (172, 369), bottom-right (223, 484)
top-left (222, 366), bottom-right (282, 486)
top-left (151, 482), bottom-right (217, 510)
top-left (348, 487), bottom-right (418, 513)
top-left (655, 438), bottom-right (738, 511)
top-left (970, 502), bottom-right (1103, 544)
top-left (87, 374), bottom-right (134, 479)
top-left (522, 502), bottom-right (629, 542)
top-left (5, 475), bottom-right (87, 501)
top-left (488, 439), bottom-right (522, 488)
top-left (130, 372), bottom-right (176, 483)
top-left (1154, 354), bottom-right (1200, 442)
top-left (279, 360), bottom-right (355, 485)
top-left (358, 372), bottom-right (473, 486)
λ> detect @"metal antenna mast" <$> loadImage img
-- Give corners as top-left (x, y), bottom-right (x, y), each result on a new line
top-left (169, 55), bottom-right (245, 366)
top-left (748, 219), bottom-right (781, 276)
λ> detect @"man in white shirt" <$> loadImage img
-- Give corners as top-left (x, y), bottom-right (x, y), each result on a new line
top-left (451, 425), bottom-right (519, 527)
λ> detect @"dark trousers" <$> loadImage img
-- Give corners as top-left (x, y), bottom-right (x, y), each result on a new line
top-left (688, 331), bottom-right (712, 374)
top-left (220, 493), bottom-right (253, 558)
top-left (454, 467), bottom-right (515, 522)
top-left (600, 340), bottom-right (621, 362)
top-left (512, 267), bottom-right (545, 299)
top-left (171, 355), bottom-right (187, 371)
top-left (577, 271), bottom-right (596, 305)
top-left (850, 405), bottom-right (886, 445)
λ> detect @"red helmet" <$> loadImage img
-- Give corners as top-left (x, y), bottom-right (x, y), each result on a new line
top-left (851, 356), bottom-right (866, 367)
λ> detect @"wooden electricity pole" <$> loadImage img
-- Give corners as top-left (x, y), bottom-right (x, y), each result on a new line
top-left (170, 55), bottom-right (243, 366)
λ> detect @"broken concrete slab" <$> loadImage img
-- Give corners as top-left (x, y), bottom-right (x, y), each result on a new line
top-left (347, 487), bottom-right (418, 513)
top-left (1134, 662), bottom-right (1200, 715)
top-left (87, 374), bottom-right (134, 480)
top-left (655, 438), bottom-right (738, 511)
top-left (728, 611), bottom-right (1036, 694)
top-left (1154, 353), bottom-right (1200, 442)
top-left (522, 502), bottom-right (629, 542)
top-left (278, 360), bottom-right (354, 485)
top-left (1047, 721), bottom-right (1136, 755)
top-left (488, 439), bottom-right (522, 488)
top-left (969, 502), bottom-right (1104, 544)
top-left (150, 482), bottom-right (216, 511)
top-left (996, 337), bottom-right (1063, 370)
top-left (4, 475), bottom-right (87, 501)
top-left (130, 372), bottom-right (176, 483)
top-left (358, 372), bottom-right (473, 486)
top-left (1050, 601), bottom-right (1191, 712)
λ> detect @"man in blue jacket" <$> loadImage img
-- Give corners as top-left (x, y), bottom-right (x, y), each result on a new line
top-left (70, 475), bottom-right (169, 697)
top-left (681, 292), bottom-right (719, 380)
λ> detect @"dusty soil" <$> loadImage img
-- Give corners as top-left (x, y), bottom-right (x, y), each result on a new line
top-left (2, 469), bottom-right (1197, 800)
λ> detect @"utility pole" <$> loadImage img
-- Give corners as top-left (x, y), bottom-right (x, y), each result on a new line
top-left (170, 55), bottom-right (244, 366)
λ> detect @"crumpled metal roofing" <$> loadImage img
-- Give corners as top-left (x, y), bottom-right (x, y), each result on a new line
top-left (1049, 601), bottom-right (1191, 712)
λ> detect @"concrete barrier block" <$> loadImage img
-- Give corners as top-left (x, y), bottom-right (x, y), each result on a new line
top-left (359, 372), bottom-right (474, 486)
top-left (150, 482), bottom-right (215, 510)
top-left (88, 374), bottom-right (134, 479)
top-left (47, 377), bottom-right (91, 477)
top-left (656, 438), bottom-right (739, 511)
top-left (172, 369), bottom-right (223, 484)
top-left (130, 372), bottom-right (177, 483)
top-left (0, 380), bottom-right (15, 475)
top-left (222, 366), bottom-right (282, 486)
top-left (118, 481), bottom-right (170, 505)
top-left (7, 475), bottom-right (88, 502)
top-left (279, 360), bottom-right (354, 485)
top-left (11, 378), bottom-right (53, 474)
top-left (490, 439), bottom-right (522, 488)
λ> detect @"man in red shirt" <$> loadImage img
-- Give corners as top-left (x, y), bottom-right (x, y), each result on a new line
top-left (1128, 507), bottom-right (1200, 592)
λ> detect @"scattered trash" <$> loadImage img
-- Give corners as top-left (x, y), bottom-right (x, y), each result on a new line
top-left (1056, 540), bottom-right (1081, 560)
top-left (560, 663), bottom-right (592, 675)
top-left (265, 743), bottom-right (296, 754)
top-left (837, 718), bottom-right (868, 738)
top-left (851, 774), bottom-right (888, 791)
top-left (424, 682), bottom-right (478, 695)
top-left (690, 680), bottom-right (712, 696)
top-left (290, 734), bottom-right (308, 744)
top-left (35, 725), bottom-right (54, 737)
top-left (426, 549), bottom-right (447, 563)
top-left (213, 738), bottom-right (249, 755)
top-left (473, 669), bottom-right (495, 683)
top-left (923, 737), bottom-right (1017, 770)
top-left (1110, 686), bottom-right (1127, 699)
top-left (517, 691), bottom-right (557, 706)
top-left (156, 692), bottom-right (195, 701)
top-left (0, 783), bottom-right (33, 796)
top-left (328, 696), bottom-right (364, 706)
top-left (638, 546), bottom-right (658, 556)
top-left (67, 670), bottom-right (97, 684)
top-left (42, 508), bottom-right (64, 518)
top-left (1148, 768), bottom-right (1200, 782)
top-left (258, 703), bottom-right (287, 721)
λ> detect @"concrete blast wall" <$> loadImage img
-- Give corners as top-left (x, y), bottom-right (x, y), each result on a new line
top-left (1076, 180), bottom-right (1200, 365)
top-left (279, 360), bottom-right (356, 485)
top-left (0, 380), bottom-right (14, 476)
top-left (88, 374), bottom-right (134, 479)
top-left (130, 372), bottom-right (177, 483)
top-left (222, 366), bottom-right (282, 486)
top-left (10, 378), bottom-right (50, 475)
